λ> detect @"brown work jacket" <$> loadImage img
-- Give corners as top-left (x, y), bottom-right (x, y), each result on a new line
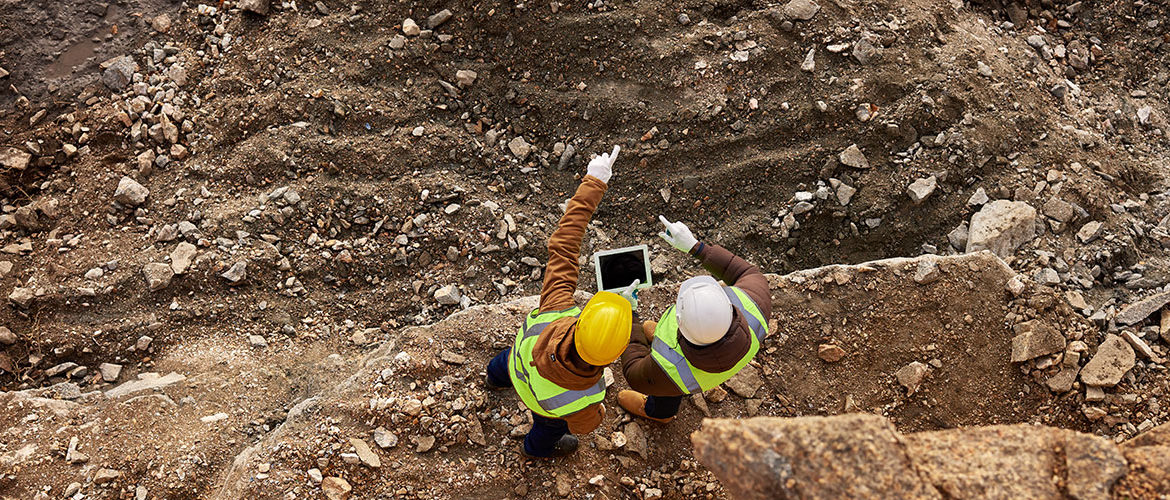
top-left (526, 175), bottom-right (608, 434)
top-left (620, 243), bottom-right (773, 396)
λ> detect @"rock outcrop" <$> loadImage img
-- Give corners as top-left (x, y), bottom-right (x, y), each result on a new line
top-left (693, 414), bottom-right (1169, 499)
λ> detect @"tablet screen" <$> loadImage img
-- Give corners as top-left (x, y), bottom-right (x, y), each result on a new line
top-left (598, 249), bottom-right (649, 291)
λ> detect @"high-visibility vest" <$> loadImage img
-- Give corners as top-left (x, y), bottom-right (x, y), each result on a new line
top-left (508, 307), bottom-right (607, 418)
top-left (650, 286), bottom-right (768, 394)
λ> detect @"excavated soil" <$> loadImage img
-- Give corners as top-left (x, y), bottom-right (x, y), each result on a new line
top-left (2, 0), bottom-right (1170, 498)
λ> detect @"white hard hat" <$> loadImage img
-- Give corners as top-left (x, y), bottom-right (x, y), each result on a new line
top-left (676, 276), bottom-right (733, 346)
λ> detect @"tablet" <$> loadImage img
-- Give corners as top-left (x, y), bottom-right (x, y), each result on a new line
top-left (593, 245), bottom-right (653, 292)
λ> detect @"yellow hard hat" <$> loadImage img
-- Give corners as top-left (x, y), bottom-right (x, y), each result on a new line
top-left (575, 291), bottom-right (632, 366)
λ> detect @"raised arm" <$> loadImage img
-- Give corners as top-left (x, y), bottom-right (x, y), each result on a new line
top-left (539, 146), bottom-right (619, 311)
top-left (658, 216), bottom-right (771, 318)
top-left (692, 243), bottom-right (772, 319)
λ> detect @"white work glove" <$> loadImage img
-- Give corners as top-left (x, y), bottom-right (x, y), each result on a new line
top-left (617, 279), bottom-right (640, 311)
top-left (658, 215), bottom-right (698, 253)
top-left (585, 145), bottom-right (620, 184)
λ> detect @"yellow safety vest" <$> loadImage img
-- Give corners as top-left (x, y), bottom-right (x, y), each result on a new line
top-left (508, 307), bottom-right (606, 418)
top-left (649, 286), bottom-right (767, 394)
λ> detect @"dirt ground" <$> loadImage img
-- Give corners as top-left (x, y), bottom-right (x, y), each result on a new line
top-left (2, 0), bottom-right (1170, 497)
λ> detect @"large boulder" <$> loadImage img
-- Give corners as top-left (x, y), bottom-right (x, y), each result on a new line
top-left (692, 415), bottom-right (942, 500)
top-left (693, 414), bottom-right (1132, 500)
top-left (966, 200), bottom-right (1037, 258)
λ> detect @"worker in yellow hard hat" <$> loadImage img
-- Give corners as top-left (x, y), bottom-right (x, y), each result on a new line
top-left (485, 145), bottom-right (633, 458)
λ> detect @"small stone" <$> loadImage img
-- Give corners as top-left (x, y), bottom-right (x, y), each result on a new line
top-left (114, 176), bottom-right (149, 206)
top-left (402, 18), bottom-right (421, 36)
top-left (1010, 321), bottom-right (1066, 363)
top-left (415, 435), bottom-right (436, 453)
top-left (913, 259), bottom-right (941, 284)
top-left (349, 438), bottom-right (381, 468)
top-left (434, 285), bottom-right (461, 305)
top-left (838, 144), bottom-right (870, 169)
top-left (222, 261), bottom-right (247, 283)
top-left (150, 13), bottom-right (172, 32)
top-left (0, 148), bottom-right (29, 171)
top-left (508, 137), bottom-right (532, 160)
top-left (101, 56), bottom-right (138, 90)
top-left (0, 326), bottom-right (15, 345)
top-left (677, 13), bottom-right (690, 24)
top-left (239, 0), bottom-right (270, 15)
top-left (852, 38), bottom-right (879, 65)
top-left (200, 412), bottom-right (229, 423)
top-left (966, 200), bottom-right (1037, 258)
top-left (169, 242), bottom-right (197, 274)
top-left (143, 262), bottom-right (174, 292)
top-left (968, 188), bottom-right (989, 206)
top-left (623, 421), bottom-right (648, 458)
top-left (895, 361), bottom-right (930, 394)
top-left (455, 69), bottom-right (477, 88)
top-left (1080, 334), bottom-right (1135, 387)
top-left (98, 363), bottom-right (122, 382)
top-left (1034, 267), bottom-right (1060, 286)
top-left (1065, 291), bottom-right (1089, 311)
top-left (836, 184), bottom-right (856, 205)
top-left (1085, 386), bottom-right (1105, 402)
top-left (1161, 309), bottom-right (1170, 345)
top-left (1116, 291), bottom-right (1170, 325)
top-left (976, 61), bottom-right (993, 77)
top-left (6, 287), bottom-right (31, 307)
top-left (724, 364), bottom-right (763, 398)
top-left (817, 344), bottom-right (845, 362)
top-left (425, 9), bottom-right (453, 29)
top-left (1006, 275), bottom-right (1026, 297)
top-left (248, 335), bottom-right (268, 348)
top-left (1043, 197), bottom-right (1077, 224)
top-left (1046, 368), bottom-right (1078, 393)
top-left (94, 468), bottom-right (122, 484)
top-left (948, 222), bottom-right (969, 250)
top-left (308, 468), bottom-right (323, 484)
top-left (611, 431), bottom-right (627, 448)
top-left (439, 350), bottom-right (467, 364)
top-left (800, 48), bottom-right (816, 72)
top-left (782, 0), bottom-right (820, 20)
top-left (906, 176), bottom-right (937, 205)
top-left (321, 477), bottom-right (352, 500)
top-left (373, 427), bottom-right (398, 449)
top-left (1077, 221), bottom-right (1103, 243)
top-left (1121, 330), bottom-right (1158, 361)
top-left (707, 385), bottom-right (728, 403)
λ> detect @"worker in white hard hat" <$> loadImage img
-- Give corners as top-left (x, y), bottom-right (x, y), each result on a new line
top-left (618, 216), bottom-right (772, 424)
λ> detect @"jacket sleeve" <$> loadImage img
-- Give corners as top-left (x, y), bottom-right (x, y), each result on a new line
top-left (693, 243), bottom-right (772, 319)
top-left (563, 401), bottom-right (604, 435)
top-left (621, 344), bottom-right (686, 397)
top-left (621, 314), bottom-right (686, 397)
top-left (539, 175), bottom-right (608, 312)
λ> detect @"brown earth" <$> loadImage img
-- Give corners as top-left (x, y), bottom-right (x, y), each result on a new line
top-left (2, 0), bottom-right (1170, 497)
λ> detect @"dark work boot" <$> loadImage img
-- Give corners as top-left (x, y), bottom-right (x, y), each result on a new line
top-left (484, 373), bottom-right (506, 391)
top-left (523, 434), bottom-right (579, 459)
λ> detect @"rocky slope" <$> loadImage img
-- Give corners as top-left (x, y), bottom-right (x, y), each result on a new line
top-left (2, 0), bottom-right (1170, 497)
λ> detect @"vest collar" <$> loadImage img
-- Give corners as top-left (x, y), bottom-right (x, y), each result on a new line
top-left (532, 317), bottom-right (604, 391)
top-left (679, 307), bottom-right (750, 373)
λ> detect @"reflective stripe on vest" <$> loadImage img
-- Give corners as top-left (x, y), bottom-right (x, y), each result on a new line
top-left (508, 308), bottom-right (606, 417)
top-left (650, 286), bottom-right (768, 394)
